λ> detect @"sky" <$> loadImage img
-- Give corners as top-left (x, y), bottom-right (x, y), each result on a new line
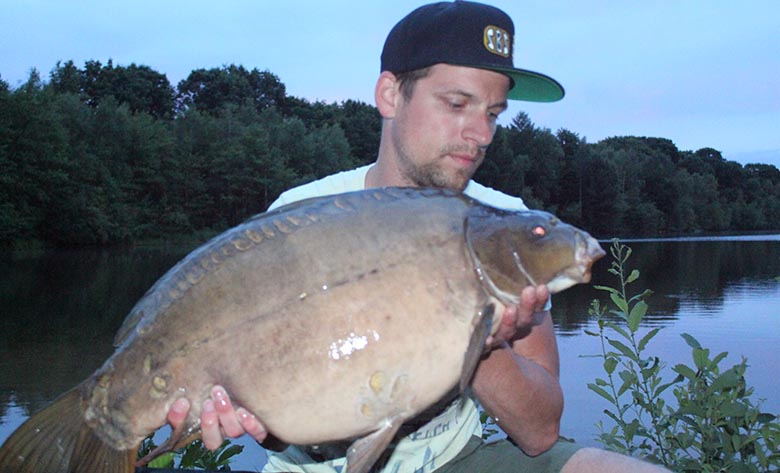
top-left (2, 0), bottom-right (778, 167)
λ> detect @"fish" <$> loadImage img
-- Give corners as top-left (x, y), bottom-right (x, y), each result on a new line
top-left (0, 187), bottom-right (605, 473)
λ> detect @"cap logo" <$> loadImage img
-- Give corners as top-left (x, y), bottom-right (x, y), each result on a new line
top-left (483, 25), bottom-right (511, 58)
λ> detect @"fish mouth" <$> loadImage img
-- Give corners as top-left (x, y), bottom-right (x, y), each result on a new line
top-left (546, 274), bottom-right (580, 293)
top-left (574, 233), bottom-right (606, 283)
top-left (547, 234), bottom-right (605, 293)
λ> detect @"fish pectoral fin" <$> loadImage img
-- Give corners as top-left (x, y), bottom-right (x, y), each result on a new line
top-left (136, 415), bottom-right (201, 467)
top-left (460, 304), bottom-right (494, 392)
top-left (345, 416), bottom-right (403, 473)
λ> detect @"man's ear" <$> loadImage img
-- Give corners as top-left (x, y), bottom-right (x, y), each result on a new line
top-left (375, 71), bottom-right (400, 119)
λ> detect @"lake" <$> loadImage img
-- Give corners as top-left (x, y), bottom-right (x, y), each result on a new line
top-left (1, 235), bottom-right (779, 471)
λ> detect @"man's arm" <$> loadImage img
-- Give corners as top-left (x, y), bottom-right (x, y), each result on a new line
top-left (472, 288), bottom-right (563, 456)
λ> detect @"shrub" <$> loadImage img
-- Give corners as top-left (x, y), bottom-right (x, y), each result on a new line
top-left (585, 240), bottom-right (780, 472)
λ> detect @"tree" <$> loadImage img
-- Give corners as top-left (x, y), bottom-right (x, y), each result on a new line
top-left (0, 70), bottom-right (70, 243)
top-left (49, 60), bottom-right (176, 119)
top-left (579, 151), bottom-right (624, 236)
top-left (334, 99), bottom-right (381, 166)
top-left (176, 65), bottom-right (286, 116)
top-left (555, 128), bottom-right (588, 226)
top-left (523, 128), bottom-right (564, 210)
top-left (475, 124), bottom-right (531, 199)
top-left (48, 60), bottom-right (82, 95)
top-left (111, 64), bottom-right (175, 119)
top-left (4, 60), bottom-right (780, 246)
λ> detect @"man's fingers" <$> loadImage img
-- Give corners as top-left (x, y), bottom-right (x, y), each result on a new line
top-left (212, 386), bottom-right (243, 438)
top-left (535, 285), bottom-right (550, 312)
top-left (520, 286), bottom-right (536, 309)
top-left (167, 397), bottom-right (190, 429)
top-left (237, 407), bottom-right (268, 442)
top-left (201, 399), bottom-right (223, 450)
top-left (520, 285), bottom-right (549, 315)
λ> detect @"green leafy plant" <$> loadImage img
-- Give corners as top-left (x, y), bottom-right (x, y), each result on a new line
top-left (138, 434), bottom-right (243, 471)
top-left (479, 409), bottom-right (501, 440)
top-left (585, 239), bottom-right (780, 472)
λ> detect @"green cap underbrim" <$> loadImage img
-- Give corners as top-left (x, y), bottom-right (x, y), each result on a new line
top-left (480, 65), bottom-right (565, 102)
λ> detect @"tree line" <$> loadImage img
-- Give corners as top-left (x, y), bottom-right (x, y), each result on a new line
top-left (1, 60), bottom-right (778, 247)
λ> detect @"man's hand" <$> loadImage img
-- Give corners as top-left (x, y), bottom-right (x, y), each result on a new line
top-left (166, 385), bottom-right (268, 450)
top-left (485, 284), bottom-right (549, 348)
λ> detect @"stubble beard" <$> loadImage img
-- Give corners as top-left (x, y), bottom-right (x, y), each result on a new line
top-left (396, 144), bottom-right (483, 192)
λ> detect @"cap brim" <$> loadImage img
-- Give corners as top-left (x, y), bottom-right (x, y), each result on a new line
top-left (481, 66), bottom-right (565, 102)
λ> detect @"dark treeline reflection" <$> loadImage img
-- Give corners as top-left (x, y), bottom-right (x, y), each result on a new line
top-left (551, 238), bottom-right (780, 335)
top-left (2, 238), bottom-right (780, 420)
top-left (0, 247), bottom-right (189, 416)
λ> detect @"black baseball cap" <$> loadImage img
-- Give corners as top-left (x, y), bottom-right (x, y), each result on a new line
top-left (381, 1), bottom-right (564, 102)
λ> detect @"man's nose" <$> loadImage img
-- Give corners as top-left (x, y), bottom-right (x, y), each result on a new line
top-left (463, 112), bottom-right (494, 147)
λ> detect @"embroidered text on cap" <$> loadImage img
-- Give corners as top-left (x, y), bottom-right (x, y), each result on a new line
top-left (483, 25), bottom-right (511, 58)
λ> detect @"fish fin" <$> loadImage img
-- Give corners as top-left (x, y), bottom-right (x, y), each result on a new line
top-left (114, 307), bottom-right (146, 346)
top-left (460, 304), bottom-right (494, 392)
top-left (0, 385), bottom-right (136, 473)
top-left (345, 417), bottom-right (403, 473)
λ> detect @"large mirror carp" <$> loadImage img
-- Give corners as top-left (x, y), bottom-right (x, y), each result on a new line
top-left (0, 187), bottom-right (604, 473)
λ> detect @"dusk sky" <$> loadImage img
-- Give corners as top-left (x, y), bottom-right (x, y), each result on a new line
top-left (2, 1), bottom-right (778, 166)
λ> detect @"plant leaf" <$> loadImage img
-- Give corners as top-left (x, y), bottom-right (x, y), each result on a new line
top-left (148, 453), bottom-right (175, 469)
top-left (680, 332), bottom-right (701, 349)
top-left (588, 383), bottom-right (615, 403)
top-left (610, 292), bottom-right (629, 315)
top-left (638, 327), bottom-right (661, 351)
top-left (627, 300), bottom-right (648, 331)
top-left (708, 367), bottom-right (741, 393)
top-left (628, 289), bottom-right (653, 304)
top-left (673, 364), bottom-right (698, 381)
top-left (604, 357), bottom-right (618, 374)
top-left (217, 444), bottom-right (244, 465)
top-left (711, 350), bottom-right (729, 366)
top-left (692, 347), bottom-right (710, 370)
top-left (608, 339), bottom-right (639, 362)
top-left (605, 321), bottom-right (630, 340)
top-left (594, 285), bottom-right (619, 295)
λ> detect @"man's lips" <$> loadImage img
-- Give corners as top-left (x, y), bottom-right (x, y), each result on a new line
top-left (448, 153), bottom-right (478, 167)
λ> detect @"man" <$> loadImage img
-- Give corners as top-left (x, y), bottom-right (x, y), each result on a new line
top-left (168, 2), bottom-right (668, 472)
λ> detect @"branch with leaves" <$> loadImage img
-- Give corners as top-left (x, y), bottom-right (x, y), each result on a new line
top-left (584, 239), bottom-right (780, 472)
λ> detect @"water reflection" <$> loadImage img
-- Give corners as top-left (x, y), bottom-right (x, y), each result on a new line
top-left (0, 247), bottom-right (188, 417)
top-left (552, 238), bottom-right (780, 335)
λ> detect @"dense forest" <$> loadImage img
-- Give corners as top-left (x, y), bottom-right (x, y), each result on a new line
top-left (2, 60), bottom-right (779, 247)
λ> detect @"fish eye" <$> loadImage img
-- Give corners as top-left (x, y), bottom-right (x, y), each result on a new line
top-left (531, 225), bottom-right (546, 237)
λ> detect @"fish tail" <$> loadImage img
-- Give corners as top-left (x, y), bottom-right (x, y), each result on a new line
top-left (0, 386), bottom-right (136, 473)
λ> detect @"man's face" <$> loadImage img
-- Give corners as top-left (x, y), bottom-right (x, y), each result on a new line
top-left (391, 64), bottom-right (510, 191)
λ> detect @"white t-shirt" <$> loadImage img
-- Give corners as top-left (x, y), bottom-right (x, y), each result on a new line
top-left (268, 165), bottom-right (528, 212)
top-left (263, 165), bottom-right (528, 473)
